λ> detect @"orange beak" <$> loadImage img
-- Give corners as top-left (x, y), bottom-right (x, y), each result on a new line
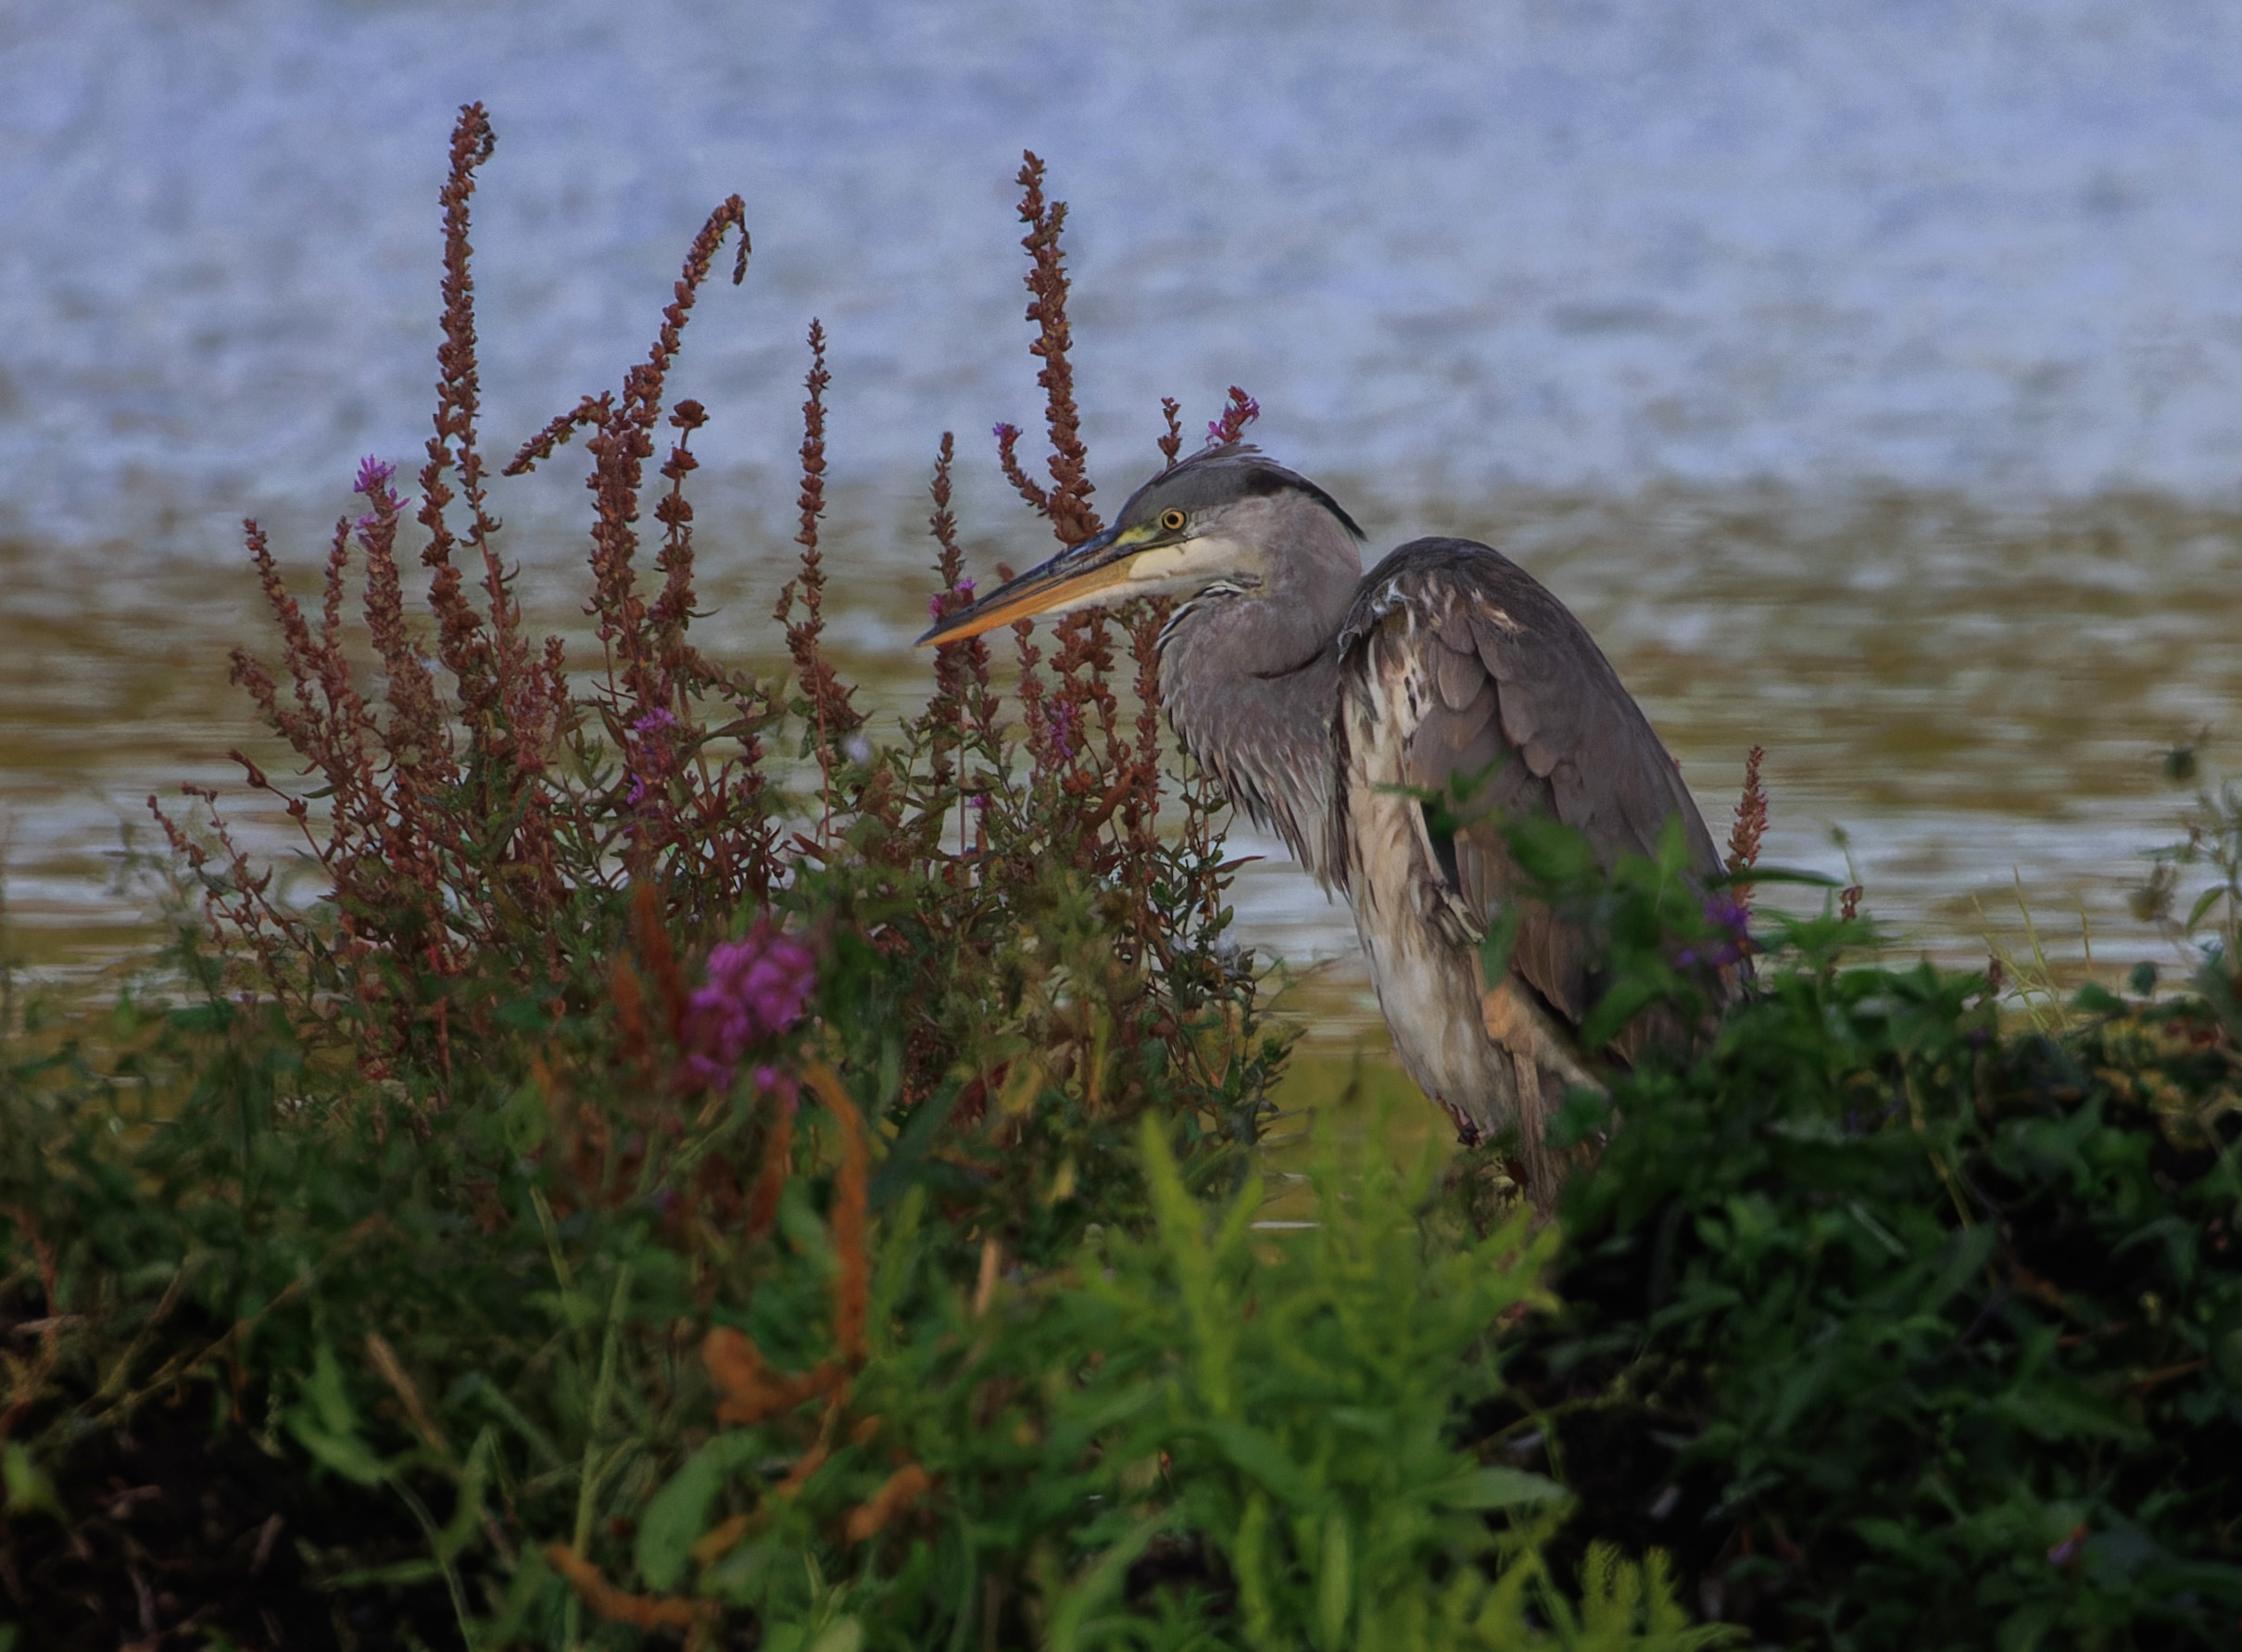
top-left (916, 521), bottom-right (1139, 647)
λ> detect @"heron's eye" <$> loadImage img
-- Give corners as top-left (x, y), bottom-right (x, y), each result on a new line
top-left (1158, 508), bottom-right (1188, 534)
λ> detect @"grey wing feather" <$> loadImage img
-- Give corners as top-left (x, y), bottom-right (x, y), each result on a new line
top-left (1341, 537), bottom-right (1724, 1037)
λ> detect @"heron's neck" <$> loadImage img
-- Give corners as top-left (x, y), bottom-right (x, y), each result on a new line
top-left (1159, 610), bottom-right (1346, 886)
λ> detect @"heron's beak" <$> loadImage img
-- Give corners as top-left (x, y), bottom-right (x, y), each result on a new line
top-left (915, 519), bottom-right (1153, 647)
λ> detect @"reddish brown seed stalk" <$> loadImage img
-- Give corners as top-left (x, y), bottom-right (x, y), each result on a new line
top-left (776, 320), bottom-right (862, 839)
top-left (1157, 397), bottom-right (1184, 469)
top-left (1725, 744), bottom-right (1768, 911)
top-left (1013, 152), bottom-right (1101, 547)
top-left (1204, 385), bottom-right (1261, 448)
top-left (417, 104), bottom-right (500, 722)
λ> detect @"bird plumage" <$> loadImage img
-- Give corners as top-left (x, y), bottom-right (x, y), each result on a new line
top-left (919, 447), bottom-right (1729, 1202)
top-left (1330, 538), bottom-right (1727, 1192)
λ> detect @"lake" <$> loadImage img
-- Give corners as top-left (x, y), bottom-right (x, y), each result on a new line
top-left (6, 0), bottom-right (2240, 1035)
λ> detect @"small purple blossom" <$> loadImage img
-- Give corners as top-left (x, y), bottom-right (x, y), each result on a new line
top-left (623, 708), bottom-right (681, 811)
top-left (1047, 700), bottom-right (1077, 762)
top-left (2047, 1527), bottom-right (2087, 1570)
top-left (1204, 392), bottom-right (1261, 446)
top-left (683, 926), bottom-right (818, 1091)
top-left (351, 459), bottom-right (400, 546)
top-left (1677, 894), bottom-right (1753, 970)
top-left (928, 576), bottom-right (977, 621)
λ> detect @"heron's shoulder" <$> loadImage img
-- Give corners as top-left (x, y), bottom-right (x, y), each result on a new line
top-left (1338, 537), bottom-right (1568, 655)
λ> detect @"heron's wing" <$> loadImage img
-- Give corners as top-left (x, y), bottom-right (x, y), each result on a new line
top-left (1339, 537), bottom-right (1723, 1032)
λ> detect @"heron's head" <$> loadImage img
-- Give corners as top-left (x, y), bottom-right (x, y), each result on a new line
top-left (916, 446), bottom-right (1364, 649)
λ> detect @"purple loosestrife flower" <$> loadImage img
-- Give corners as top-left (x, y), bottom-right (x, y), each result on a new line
top-left (683, 925), bottom-right (817, 1091)
top-left (1205, 393), bottom-right (1259, 445)
top-left (928, 576), bottom-right (976, 622)
top-left (624, 706), bottom-right (680, 812)
top-left (1678, 893), bottom-right (1752, 970)
top-left (1047, 700), bottom-right (1077, 762)
top-left (352, 457), bottom-right (399, 542)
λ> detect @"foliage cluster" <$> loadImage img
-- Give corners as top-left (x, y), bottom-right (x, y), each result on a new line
top-left (1497, 913), bottom-right (2242, 1650)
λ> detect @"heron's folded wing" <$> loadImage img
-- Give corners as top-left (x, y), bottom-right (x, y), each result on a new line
top-left (1343, 538), bottom-right (1723, 1030)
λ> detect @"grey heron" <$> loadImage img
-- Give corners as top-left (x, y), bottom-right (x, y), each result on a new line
top-left (919, 446), bottom-right (1730, 1199)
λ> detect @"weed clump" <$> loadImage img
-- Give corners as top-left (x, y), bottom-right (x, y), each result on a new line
top-left (1495, 907), bottom-right (2242, 1648)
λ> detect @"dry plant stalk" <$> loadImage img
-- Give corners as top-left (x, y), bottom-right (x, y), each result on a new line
top-left (775, 320), bottom-right (863, 841)
top-left (545, 1544), bottom-right (704, 1631)
top-left (1157, 397), bottom-right (1185, 469)
top-left (1726, 744), bottom-right (1768, 912)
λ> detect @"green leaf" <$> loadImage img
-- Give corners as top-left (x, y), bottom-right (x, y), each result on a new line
top-left (1434, 1465), bottom-right (1568, 1510)
top-left (1580, 971), bottom-right (1671, 1052)
top-left (1702, 864), bottom-right (1843, 889)
top-left (1991, 1382), bottom-right (2149, 1446)
top-left (320, 1557), bottom-right (444, 1590)
top-left (305, 1341), bottom-right (359, 1439)
top-left (1048, 1514), bottom-right (1172, 1652)
top-left (500, 1080), bottom-right (548, 1153)
top-left (1199, 1419), bottom-right (1316, 1507)
top-left (1316, 1511), bottom-right (1352, 1651)
top-left (2, 1444), bottom-right (63, 1522)
top-left (2070, 982), bottom-right (2123, 1017)
top-left (288, 1416), bottom-right (390, 1486)
top-left (636, 1431), bottom-right (766, 1591)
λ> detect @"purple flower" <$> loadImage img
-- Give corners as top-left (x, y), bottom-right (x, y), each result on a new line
top-left (1205, 393), bottom-right (1260, 445)
top-left (1704, 894), bottom-right (1750, 939)
top-left (355, 456), bottom-right (396, 497)
top-left (683, 925), bottom-right (818, 1091)
top-left (624, 773), bottom-right (648, 808)
top-left (1048, 700), bottom-right (1077, 761)
top-left (1680, 893), bottom-right (1752, 969)
top-left (633, 706), bottom-right (678, 736)
top-left (993, 422), bottom-right (1020, 445)
top-left (928, 576), bottom-right (977, 621)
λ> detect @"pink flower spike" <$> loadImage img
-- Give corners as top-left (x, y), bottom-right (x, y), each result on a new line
top-left (681, 925), bottom-right (818, 1092)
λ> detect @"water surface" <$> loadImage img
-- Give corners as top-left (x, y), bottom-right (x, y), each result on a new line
top-left (6, 0), bottom-right (2241, 1031)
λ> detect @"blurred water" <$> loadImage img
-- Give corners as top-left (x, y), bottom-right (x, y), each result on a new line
top-left (9, 0), bottom-right (2242, 552)
top-left (6, 1), bottom-right (2242, 1022)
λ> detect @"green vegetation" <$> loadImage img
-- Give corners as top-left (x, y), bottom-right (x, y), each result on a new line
top-left (4, 107), bottom-right (2239, 1651)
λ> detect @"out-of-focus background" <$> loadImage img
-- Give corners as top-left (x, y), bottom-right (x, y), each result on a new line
top-left (6, 0), bottom-right (2241, 1029)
